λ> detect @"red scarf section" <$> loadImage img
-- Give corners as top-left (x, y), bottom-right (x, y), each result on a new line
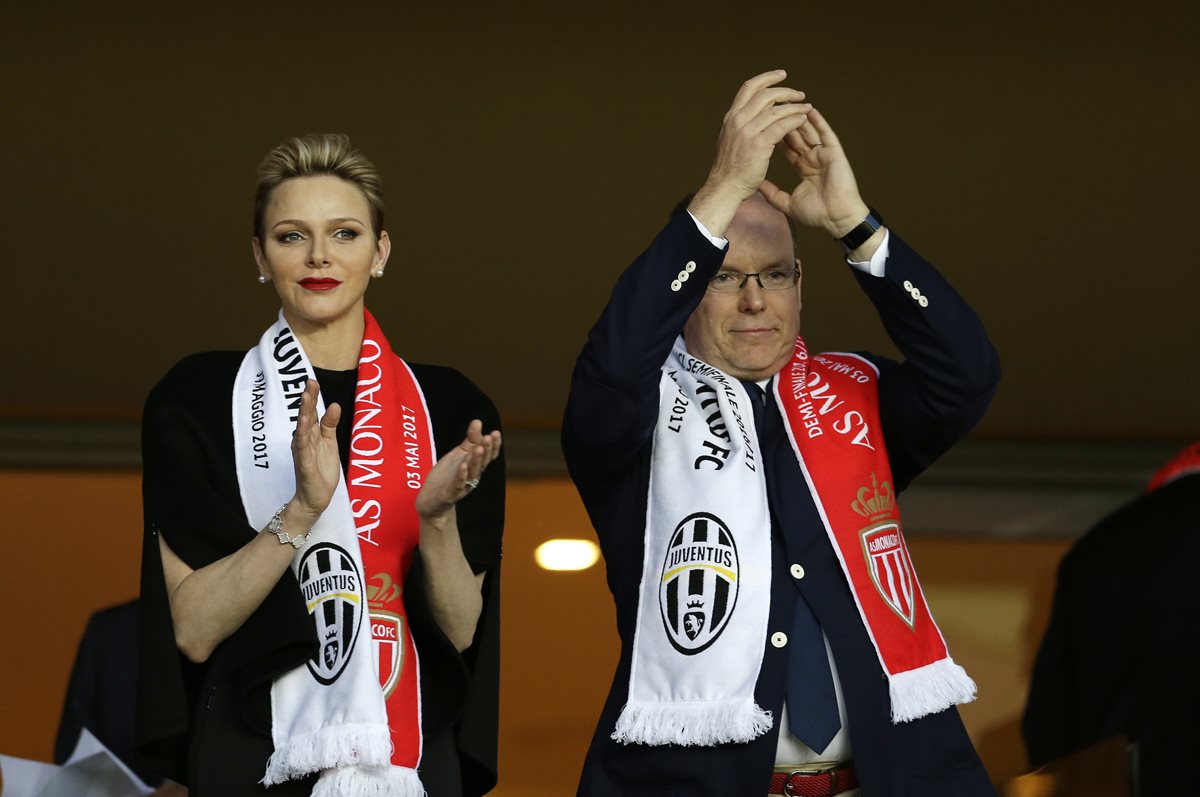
top-left (1147, 440), bottom-right (1200, 493)
top-left (348, 308), bottom-right (435, 767)
top-left (774, 339), bottom-right (954, 683)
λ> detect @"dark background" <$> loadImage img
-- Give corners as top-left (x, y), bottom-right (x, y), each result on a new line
top-left (4, 3), bottom-right (1196, 438)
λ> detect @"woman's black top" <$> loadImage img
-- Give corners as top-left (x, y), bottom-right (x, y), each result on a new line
top-left (135, 351), bottom-right (504, 796)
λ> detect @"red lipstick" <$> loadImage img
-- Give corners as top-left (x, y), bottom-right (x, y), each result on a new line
top-left (299, 278), bottom-right (341, 292)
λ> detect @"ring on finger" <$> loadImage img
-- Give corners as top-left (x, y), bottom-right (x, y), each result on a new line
top-left (465, 478), bottom-right (480, 490)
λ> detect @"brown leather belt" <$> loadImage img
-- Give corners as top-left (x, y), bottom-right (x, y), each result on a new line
top-left (767, 763), bottom-right (858, 796)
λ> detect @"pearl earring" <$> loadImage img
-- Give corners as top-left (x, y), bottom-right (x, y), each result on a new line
top-left (258, 275), bottom-right (269, 284)
top-left (372, 269), bottom-right (384, 278)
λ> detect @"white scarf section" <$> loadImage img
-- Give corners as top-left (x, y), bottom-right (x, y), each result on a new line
top-left (613, 337), bottom-right (774, 746)
top-left (233, 312), bottom-right (424, 796)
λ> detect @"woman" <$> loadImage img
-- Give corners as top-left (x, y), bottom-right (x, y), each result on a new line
top-left (136, 133), bottom-right (504, 796)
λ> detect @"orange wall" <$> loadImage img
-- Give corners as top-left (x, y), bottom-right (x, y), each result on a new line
top-left (0, 469), bottom-right (1068, 791)
top-left (0, 470), bottom-right (144, 762)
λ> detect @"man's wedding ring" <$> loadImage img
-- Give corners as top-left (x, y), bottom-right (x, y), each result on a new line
top-left (465, 478), bottom-right (480, 490)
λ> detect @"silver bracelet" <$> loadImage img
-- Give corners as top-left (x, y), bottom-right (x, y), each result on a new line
top-left (266, 503), bottom-right (310, 549)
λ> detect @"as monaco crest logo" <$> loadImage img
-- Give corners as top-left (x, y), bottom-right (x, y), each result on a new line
top-left (659, 512), bottom-right (739, 655)
top-left (861, 523), bottom-right (917, 628)
top-left (298, 542), bottom-right (364, 684)
top-left (851, 474), bottom-right (917, 628)
top-left (370, 611), bottom-right (404, 698)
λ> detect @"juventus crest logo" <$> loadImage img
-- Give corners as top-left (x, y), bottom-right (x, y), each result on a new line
top-left (659, 512), bottom-right (740, 655)
top-left (298, 542), bottom-right (364, 683)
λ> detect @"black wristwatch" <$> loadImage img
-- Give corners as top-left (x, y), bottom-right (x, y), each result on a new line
top-left (838, 207), bottom-right (885, 251)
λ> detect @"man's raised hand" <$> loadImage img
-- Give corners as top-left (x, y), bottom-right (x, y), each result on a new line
top-left (760, 108), bottom-right (872, 241)
top-left (688, 70), bottom-right (812, 237)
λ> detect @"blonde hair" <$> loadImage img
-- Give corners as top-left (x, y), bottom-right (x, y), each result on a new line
top-left (254, 133), bottom-right (384, 239)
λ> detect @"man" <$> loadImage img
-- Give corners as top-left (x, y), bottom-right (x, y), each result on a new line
top-left (563, 70), bottom-right (1001, 796)
top-left (1022, 440), bottom-right (1200, 795)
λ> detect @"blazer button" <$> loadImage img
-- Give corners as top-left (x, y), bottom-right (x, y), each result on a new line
top-left (671, 280), bottom-right (682, 292)
top-left (918, 295), bottom-right (929, 307)
top-left (677, 270), bottom-right (690, 282)
top-left (790, 563), bottom-right (805, 579)
top-left (903, 280), bottom-right (914, 291)
top-left (771, 632), bottom-right (788, 648)
top-left (685, 261), bottom-right (697, 273)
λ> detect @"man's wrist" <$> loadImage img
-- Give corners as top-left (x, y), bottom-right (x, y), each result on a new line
top-left (834, 207), bottom-right (885, 253)
top-left (825, 202), bottom-right (874, 240)
top-left (688, 180), bottom-right (754, 239)
top-left (686, 211), bottom-right (727, 249)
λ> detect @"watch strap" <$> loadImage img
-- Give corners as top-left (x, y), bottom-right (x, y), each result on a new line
top-left (838, 207), bottom-right (884, 251)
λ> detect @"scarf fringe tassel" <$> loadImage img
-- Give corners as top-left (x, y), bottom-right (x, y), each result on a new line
top-left (611, 698), bottom-right (773, 746)
top-left (313, 765), bottom-right (425, 797)
top-left (262, 724), bottom-right (394, 785)
top-left (888, 656), bottom-right (977, 723)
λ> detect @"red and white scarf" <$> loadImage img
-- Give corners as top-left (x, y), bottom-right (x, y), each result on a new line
top-left (615, 336), bottom-right (974, 747)
top-left (233, 308), bottom-right (434, 795)
top-left (776, 337), bottom-right (974, 723)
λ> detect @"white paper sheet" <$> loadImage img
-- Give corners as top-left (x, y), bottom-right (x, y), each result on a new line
top-left (0, 728), bottom-right (154, 797)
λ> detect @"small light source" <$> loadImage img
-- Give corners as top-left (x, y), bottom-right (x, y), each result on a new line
top-left (535, 539), bottom-right (600, 571)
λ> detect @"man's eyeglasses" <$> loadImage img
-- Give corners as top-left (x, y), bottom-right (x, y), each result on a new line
top-left (706, 267), bottom-right (800, 294)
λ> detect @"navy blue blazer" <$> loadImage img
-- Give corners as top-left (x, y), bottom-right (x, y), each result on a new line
top-left (563, 211), bottom-right (1002, 796)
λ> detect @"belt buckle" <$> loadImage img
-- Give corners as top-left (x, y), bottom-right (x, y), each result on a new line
top-left (784, 767), bottom-right (840, 796)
